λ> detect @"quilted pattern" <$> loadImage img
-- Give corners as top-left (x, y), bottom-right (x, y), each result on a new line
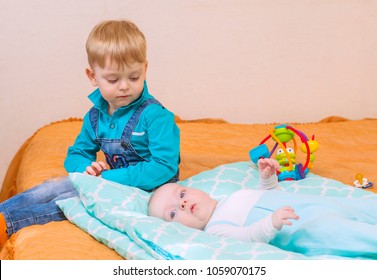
top-left (57, 161), bottom-right (376, 260)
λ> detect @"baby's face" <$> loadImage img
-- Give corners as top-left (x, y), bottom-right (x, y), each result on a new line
top-left (148, 183), bottom-right (218, 230)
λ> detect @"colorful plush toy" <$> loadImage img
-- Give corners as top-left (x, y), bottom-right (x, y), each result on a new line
top-left (249, 124), bottom-right (319, 181)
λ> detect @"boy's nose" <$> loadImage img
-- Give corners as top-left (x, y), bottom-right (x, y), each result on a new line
top-left (118, 80), bottom-right (129, 90)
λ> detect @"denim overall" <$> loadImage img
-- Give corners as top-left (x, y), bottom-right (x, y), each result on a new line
top-left (0, 98), bottom-right (178, 236)
top-left (89, 98), bottom-right (179, 181)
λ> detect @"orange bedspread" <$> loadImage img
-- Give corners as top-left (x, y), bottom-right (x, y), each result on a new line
top-left (1, 116), bottom-right (376, 259)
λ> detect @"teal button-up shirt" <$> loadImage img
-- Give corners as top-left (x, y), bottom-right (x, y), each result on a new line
top-left (64, 81), bottom-right (180, 190)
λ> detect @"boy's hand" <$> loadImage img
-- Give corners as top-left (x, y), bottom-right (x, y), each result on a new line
top-left (84, 161), bottom-right (108, 176)
top-left (258, 158), bottom-right (280, 179)
top-left (272, 206), bottom-right (299, 230)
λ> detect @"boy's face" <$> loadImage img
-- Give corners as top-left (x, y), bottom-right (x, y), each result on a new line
top-left (86, 58), bottom-right (148, 115)
top-left (149, 183), bottom-right (218, 230)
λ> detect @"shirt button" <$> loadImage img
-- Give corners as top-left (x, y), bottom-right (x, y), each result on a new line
top-left (110, 124), bottom-right (115, 129)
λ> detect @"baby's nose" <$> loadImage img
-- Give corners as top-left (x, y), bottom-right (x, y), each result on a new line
top-left (180, 200), bottom-right (187, 210)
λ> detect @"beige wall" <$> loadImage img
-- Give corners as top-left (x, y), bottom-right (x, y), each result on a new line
top-left (1, 0), bottom-right (377, 187)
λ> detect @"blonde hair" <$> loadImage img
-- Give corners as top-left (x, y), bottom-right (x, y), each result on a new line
top-left (86, 19), bottom-right (147, 69)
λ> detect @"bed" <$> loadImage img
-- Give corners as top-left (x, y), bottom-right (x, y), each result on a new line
top-left (1, 116), bottom-right (376, 260)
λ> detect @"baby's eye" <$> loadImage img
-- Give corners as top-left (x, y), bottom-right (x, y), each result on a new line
top-left (180, 190), bottom-right (186, 198)
top-left (170, 209), bottom-right (177, 220)
top-left (107, 79), bottom-right (118, 84)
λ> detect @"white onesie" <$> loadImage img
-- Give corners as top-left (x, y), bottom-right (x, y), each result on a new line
top-left (204, 174), bottom-right (279, 243)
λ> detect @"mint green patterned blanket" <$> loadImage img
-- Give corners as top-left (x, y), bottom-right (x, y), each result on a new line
top-left (56, 161), bottom-right (377, 260)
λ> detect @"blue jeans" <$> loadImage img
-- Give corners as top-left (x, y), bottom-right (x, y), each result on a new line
top-left (0, 176), bottom-right (77, 237)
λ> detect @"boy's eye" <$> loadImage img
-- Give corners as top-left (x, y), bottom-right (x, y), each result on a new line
top-left (180, 190), bottom-right (186, 198)
top-left (130, 76), bottom-right (140, 81)
top-left (107, 79), bottom-right (118, 84)
top-left (170, 209), bottom-right (177, 220)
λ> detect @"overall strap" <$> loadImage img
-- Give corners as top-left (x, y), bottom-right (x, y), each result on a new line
top-left (120, 98), bottom-right (162, 141)
top-left (88, 107), bottom-right (99, 138)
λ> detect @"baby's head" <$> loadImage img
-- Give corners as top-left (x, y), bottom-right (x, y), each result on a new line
top-left (148, 183), bottom-right (218, 230)
top-left (86, 19), bottom-right (147, 70)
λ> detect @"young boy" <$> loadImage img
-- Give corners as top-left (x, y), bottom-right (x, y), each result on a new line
top-left (149, 158), bottom-right (377, 258)
top-left (0, 19), bottom-right (180, 247)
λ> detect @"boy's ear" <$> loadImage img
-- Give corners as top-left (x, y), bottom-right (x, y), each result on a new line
top-left (85, 67), bottom-right (98, 86)
top-left (143, 61), bottom-right (148, 79)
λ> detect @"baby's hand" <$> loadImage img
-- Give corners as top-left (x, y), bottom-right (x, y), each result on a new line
top-left (271, 206), bottom-right (299, 230)
top-left (258, 158), bottom-right (279, 179)
top-left (84, 161), bottom-right (108, 176)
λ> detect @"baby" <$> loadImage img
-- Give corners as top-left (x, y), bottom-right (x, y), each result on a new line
top-left (149, 158), bottom-right (377, 258)
top-left (149, 158), bottom-right (298, 242)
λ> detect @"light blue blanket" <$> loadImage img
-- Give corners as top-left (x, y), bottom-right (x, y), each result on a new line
top-left (56, 161), bottom-right (377, 260)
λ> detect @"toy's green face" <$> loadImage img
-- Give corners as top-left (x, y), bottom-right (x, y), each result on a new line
top-left (276, 147), bottom-right (296, 165)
